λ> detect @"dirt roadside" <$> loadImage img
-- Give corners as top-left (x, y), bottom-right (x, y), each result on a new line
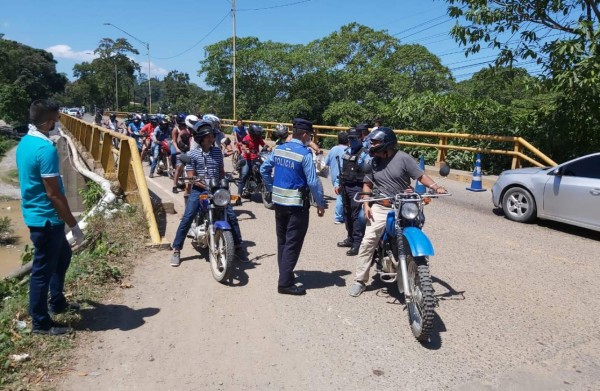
top-left (56, 156), bottom-right (600, 391)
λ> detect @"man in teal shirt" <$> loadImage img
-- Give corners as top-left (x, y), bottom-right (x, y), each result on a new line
top-left (17, 100), bottom-right (84, 336)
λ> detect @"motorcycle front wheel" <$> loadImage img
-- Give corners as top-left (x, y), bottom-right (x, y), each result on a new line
top-left (406, 254), bottom-right (435, 342)
top-left (209, 229), bottom-right (234, 283)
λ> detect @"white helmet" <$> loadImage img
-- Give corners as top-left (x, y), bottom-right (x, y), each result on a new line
top-left (202, 114), bottom-right (221, 129)
top-left (185, 115), bottom-right (199, 129)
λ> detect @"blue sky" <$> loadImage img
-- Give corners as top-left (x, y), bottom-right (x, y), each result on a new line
top-left (1, 0), bottom-right (541, 88)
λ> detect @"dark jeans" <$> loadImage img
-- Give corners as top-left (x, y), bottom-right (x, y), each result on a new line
top-left (238, 159), bottom-right (257, 195)
top-left (342, 182), bottom-right (366, 248)
top-left (29, 223), bottom-right (72, 330)
top-left (172, 187), bottom-right (242, 250)
top-left (275, 205), bottom-right (309, 287)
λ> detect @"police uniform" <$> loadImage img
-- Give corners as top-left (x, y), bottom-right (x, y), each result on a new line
top-left (260, 118), bottom-right (325, 295)
top-left (335, 128), bottom-right (370, 255)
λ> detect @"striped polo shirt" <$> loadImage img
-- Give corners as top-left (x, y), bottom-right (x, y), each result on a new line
top-left (185, 146), bottom-right (224, 180)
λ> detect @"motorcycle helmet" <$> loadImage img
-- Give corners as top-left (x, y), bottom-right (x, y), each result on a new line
top-left (249, 124), bottom-right (263, 137)
top-left (368, 127), bottom-right (397, 156)
top-left (176, 113), bottom-right (186, 125)
top-left (110, 113), bottom-right (117, 121)
top-left (202, 114), bottom-right (221, 129)
top-left (192, 120), bottom-right (214, 144)
top-left (159, 116), bottom-right (170, 128)
top-left (149, 115), bottom-right (158, 125)
top-left (273, 124), bottom-right (289, 141)
top-left (185, 114), bottom-right (199, 130)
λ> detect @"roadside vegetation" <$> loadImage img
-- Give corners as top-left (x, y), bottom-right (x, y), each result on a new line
top-left (0, 184), bottom-right (149, 389)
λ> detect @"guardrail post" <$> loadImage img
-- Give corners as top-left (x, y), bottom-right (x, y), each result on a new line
top-left (512, 141), bottom-right (521, 169)
top-left (437, 136), bottom-right (447, 165)
top-left (101, 134), bottom-right (115, 173)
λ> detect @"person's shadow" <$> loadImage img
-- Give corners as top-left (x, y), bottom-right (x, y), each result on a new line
top-left (294, 269), bottom-right (351, 289)
top-left (75, 300), bottom-right (160, 332)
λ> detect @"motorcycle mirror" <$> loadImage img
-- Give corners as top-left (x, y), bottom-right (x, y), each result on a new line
top-left (439, 163), bottom-right (450, 177)
top-left (179, 154), bottom-right (191, 165)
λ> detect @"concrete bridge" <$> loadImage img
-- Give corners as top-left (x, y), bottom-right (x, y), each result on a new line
top-left (56, 115), bottom-right (600, 390)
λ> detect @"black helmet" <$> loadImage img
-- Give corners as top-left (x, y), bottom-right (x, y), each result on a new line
top-left (249, 124), bottom-right (263, 137)
top-left (149, 115), bottom-right (158, 125)
top-left (110, 113), bottom-right (117, 120)
top-left (347, 127), bottom-right (361, 139)
top-left (273, 124), bottom-right (289, 141)
top-left (368, 127), bottom-right (397, 156)
top-left (192, 120), bottom-right (214, 144)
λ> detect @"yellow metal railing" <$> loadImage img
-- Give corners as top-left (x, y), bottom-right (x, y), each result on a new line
top-left (221, 119), bottom-right (557, 169)
top-left (98, 113), bottom-right (556, 169)
top-left (60, 113), bottom-right (162, 244)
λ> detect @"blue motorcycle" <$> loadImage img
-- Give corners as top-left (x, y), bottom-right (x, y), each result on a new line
top-left (179, 156), bottom-right (239, 283)
top-left (354, 166), bottom-right (451, 342)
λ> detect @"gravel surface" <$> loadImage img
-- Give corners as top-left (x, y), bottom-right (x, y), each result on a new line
top-left (0, 146), bottom-right (21, 200)
top-left (58, 145), bottom-right (600, 390)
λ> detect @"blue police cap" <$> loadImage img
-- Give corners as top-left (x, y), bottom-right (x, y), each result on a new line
top-left (293, 118), bottom-right (313, 133)
top-left (347, 127), bottom-right (361, 138)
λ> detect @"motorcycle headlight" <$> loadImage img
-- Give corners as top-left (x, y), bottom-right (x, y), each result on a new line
top-left (213, 189), bottom-right (231, 207)
top-left (401, 202), bottom-right (419, 220)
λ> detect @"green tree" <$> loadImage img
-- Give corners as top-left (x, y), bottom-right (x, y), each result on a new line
top-left (444, 0), bottom-right (600, 160)
top-left (0, 34), bottom-right (67, 122)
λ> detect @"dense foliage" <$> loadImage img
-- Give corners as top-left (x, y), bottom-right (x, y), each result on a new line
top-left (0, 34), bottom-right (67, 124)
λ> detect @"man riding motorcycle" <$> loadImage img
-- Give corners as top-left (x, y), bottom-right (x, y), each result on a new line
top-left (238, 124), bottom-right (271, 199)
top-left (348, 127), bottom-right (447, 297)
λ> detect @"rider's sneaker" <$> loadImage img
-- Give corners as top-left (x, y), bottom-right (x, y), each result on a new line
top-left (170, 251), bottom-right (181, 267)
top-left (349, 282), bottom-right (366, 297)
top-left (172, 186), bottom-right (179, 194)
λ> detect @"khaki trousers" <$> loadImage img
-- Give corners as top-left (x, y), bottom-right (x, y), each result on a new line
top-left (355, 204), bottom-right (392, 283)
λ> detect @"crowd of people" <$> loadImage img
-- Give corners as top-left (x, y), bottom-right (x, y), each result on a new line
top-left (16, 100), bottom-right (447, 335)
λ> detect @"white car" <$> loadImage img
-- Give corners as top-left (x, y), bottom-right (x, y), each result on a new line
top-left (66, 108), bottom-right (81, 116)
top-left (492, 152), bottom-right (600, 232)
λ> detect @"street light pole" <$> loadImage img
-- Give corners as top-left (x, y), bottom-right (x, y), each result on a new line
top-left (103, 22), bottom-right (152, 113)
top-left (232, 0), bottom-right (237, 119)
top-left (115, 62), bottom-right (118, 111)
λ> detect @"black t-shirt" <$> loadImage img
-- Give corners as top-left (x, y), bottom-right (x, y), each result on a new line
top-left (364, 150), bottom-right (424, 197)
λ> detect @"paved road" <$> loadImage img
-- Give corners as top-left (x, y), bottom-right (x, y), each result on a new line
top-left (60, 132), bottom-right (600, 390)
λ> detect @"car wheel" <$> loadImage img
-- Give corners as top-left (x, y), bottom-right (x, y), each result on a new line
top-left (502, 187), bottom-right (537, 223)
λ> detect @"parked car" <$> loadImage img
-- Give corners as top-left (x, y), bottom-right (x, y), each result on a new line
top-left (66, 108), bottom-right (81, 116)
top-left (492, 152), bottom-right (600, 232)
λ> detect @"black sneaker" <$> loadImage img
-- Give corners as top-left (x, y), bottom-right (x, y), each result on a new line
top-left (32, 322), bottom-right (73, 336)
top-left (172, 186), bottom-right (179, 194)
top-left (48, 302), bottom-right (81, 316)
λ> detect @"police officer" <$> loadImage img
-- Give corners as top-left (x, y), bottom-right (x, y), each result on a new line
top-left (260, 118), bottom-right (325, 295)
top-left (335, 127), bottom-right (370, 256)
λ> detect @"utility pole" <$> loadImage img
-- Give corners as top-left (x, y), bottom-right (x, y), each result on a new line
top-left (115, 62), bottom-right (118, 111)
top-left (232, 0), bottom-right (237, 119)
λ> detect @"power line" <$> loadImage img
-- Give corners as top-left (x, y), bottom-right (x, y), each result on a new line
top-left (238, 0), bottom-right (310, 11)
top-left (397, 19), bottom-right (454, 40)
top-left (391, 14), bottom-right (448, 37)
top-left (154, 11), bottom-right (231, 60)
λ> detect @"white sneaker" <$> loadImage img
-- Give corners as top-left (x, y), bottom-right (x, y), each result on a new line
top-left (349, 282), bottom-right (366, 297)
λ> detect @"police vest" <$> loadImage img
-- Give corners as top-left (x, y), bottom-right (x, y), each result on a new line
top-left (272, 142), bottom-right (311, 207)
top-left (341, 147), bottom-right (365, 183)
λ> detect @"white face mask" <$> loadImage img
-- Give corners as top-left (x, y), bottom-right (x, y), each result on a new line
top-left (49, 120), bottom-right (60, 137)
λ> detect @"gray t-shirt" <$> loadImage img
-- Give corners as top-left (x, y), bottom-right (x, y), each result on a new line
top-left (364, 150), bottom-right (423, 196)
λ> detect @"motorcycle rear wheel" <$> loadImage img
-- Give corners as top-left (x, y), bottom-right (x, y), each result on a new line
top-left (209, 229), bottom-right (234, 283)
top-left (260, 183), bottom-right (274, 210)
top-left (406, 254), bottom-right (435, 342)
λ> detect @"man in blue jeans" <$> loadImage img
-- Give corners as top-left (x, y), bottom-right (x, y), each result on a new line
top-left (16, 100), bottom-right (85, 336)
top-left (170, 120), bottom-right (243, 267)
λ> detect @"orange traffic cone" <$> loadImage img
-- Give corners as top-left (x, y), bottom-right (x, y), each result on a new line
top-left (466, 153), bottom-right (487, 192)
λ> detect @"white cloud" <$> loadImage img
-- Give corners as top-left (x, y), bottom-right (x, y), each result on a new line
top-left (46, 45), bottom-right (97, 62)
top-left (149, 62), bottom-right (168, 78)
